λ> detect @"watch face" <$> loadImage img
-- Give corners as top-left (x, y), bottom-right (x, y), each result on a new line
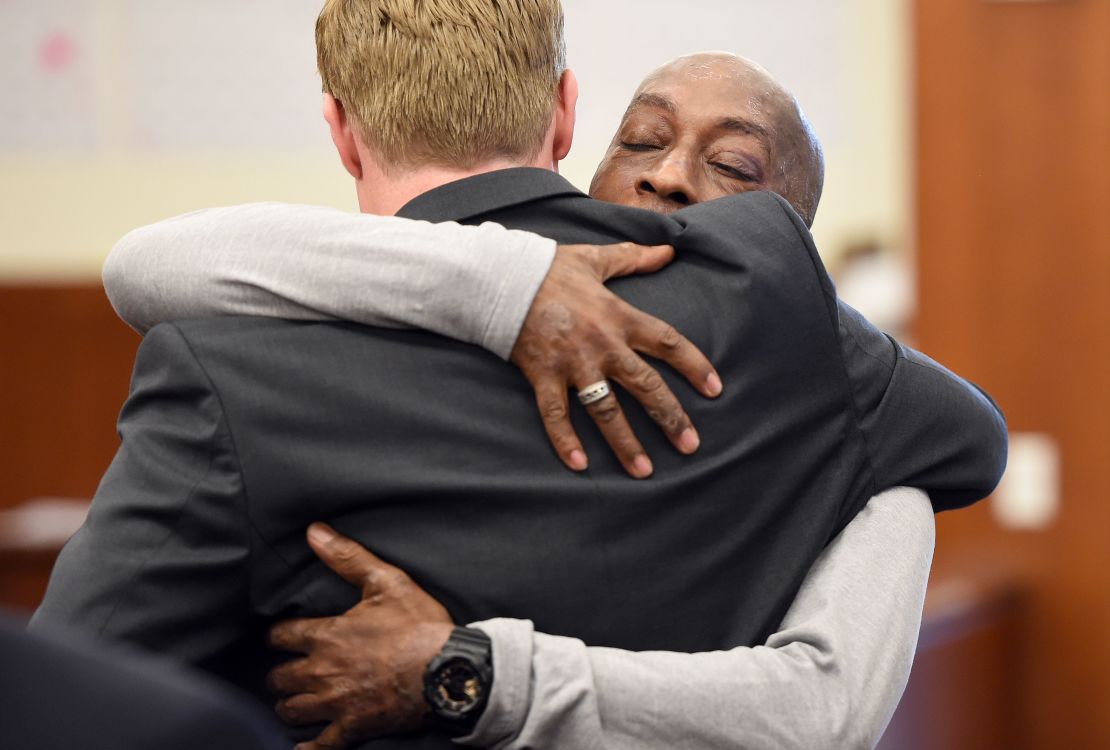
top-left (431, 658), bottom-right (486, 716)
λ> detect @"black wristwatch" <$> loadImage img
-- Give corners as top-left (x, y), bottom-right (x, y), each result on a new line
top-left (423, 626), bottom-right (494, 735)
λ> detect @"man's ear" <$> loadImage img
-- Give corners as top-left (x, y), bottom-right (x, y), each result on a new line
top-left (323, 93), bottom-right (363, 180)
top-left (552, 69), bottom-right (578, 162)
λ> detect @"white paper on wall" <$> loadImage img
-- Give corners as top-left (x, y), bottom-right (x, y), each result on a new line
top-left (0, 0), bottom-right (102, 150)
top-left (121, 0), bottom-right (328, 151)
top-left (1, 1), bottom-right (848, 155)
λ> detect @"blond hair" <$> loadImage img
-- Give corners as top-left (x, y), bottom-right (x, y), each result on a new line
top-left (316, 0), bottom-right (566, 171)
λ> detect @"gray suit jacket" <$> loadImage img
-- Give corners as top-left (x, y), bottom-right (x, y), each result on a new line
top-left (34, 169), bottom-right (1007, 748)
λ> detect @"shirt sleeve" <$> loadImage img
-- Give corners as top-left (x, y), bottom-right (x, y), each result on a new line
top-left (461, 487), bottom-right (935, 750)
top-left (102, 203), bottom-right (557, 360)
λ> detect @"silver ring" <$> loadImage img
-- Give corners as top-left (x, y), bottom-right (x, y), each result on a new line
top-left (577, 380), bottom-right (612, 406)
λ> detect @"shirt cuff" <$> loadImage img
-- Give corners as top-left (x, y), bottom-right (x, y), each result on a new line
top-left (453, 618), bottom-right (535, 749)
top-left (478, 227), bottom-right (557, 360)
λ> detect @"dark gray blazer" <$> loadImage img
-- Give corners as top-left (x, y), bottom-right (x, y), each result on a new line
top-left (33, 169), bottom-right (1007, 748)
top-left (2, 614), bottom-right (284, 750)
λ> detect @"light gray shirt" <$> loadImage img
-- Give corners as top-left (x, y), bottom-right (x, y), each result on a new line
top-left (103, 204), bottom-right (934, 749)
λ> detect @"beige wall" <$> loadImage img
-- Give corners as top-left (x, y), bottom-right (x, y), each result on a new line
top-left (814, 0), bottom-right (912, 264)
top-left (0, 0), bottom-right (910, 280)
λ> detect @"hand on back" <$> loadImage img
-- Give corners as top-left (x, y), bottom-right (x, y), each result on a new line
top-left (511, 242), bottom-right (722, 478)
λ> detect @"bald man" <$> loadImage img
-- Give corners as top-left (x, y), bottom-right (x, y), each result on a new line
top-left (591, 53), bottom-right (824, 227)
top-left (88, 53), bottom-right (995, 749)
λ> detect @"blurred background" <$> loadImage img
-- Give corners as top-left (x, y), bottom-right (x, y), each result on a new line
top-left (0, 1), bottom-right (1106, 747)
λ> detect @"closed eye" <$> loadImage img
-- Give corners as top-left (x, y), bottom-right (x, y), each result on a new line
top-left (620, 141), bottom-right (663, 152)
top-left (712, 162), bottom-right (756, 182)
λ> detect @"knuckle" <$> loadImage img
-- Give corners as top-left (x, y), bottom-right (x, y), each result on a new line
top-left (539, 398), bottom-right (569, 423)
top-left (310, 616), bottom-right (335, 647)
top-left (616, 352), bottom-right (644, 378)
top-left (587, 396), bottom-right (621, 424)
top-left (581, 244), bottom-right (602, 266)
top-left (600, 349), bottom-right (625, 372)
top-left (318, 734), bottom-right (345, 750)
top-left (338, 722), bottom-right (363, 747)
top-left (307, 660), bottom-right (328, 682)
top-left (658, 324), bottom-right (684, 351)
top-left (267, 626), bottom-right (287, 649)
top-left (634, 368), bottom-right (665, 393)
top-left (361, 573), bottom-right (381, 594)
top-left (658, 408), bottom-right (686, 435)
top-left (276, 699), bottom-right (298, 723)
top-left (385, 569), bottom-right (409, 590)
top-left (331, 541), bottom-right (359, 563)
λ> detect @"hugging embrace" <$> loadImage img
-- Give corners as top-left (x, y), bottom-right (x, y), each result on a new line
top-left (34, 2), bottom-right (1007, 749)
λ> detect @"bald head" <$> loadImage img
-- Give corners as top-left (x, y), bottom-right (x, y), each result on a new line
top-left (590, 52), bottom-right (825, 226)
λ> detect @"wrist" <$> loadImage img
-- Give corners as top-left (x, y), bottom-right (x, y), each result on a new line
top-left (422, 626), bottom-right (495, 736)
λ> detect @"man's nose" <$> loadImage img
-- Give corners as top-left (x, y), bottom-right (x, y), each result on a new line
top-left (636, 153), bottom-right (699, 207)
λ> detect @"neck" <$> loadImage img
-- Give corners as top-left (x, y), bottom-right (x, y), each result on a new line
top-left (356, 159), bottom-right (545, 216)
top-left (354, 131), bottom-right (561, 215)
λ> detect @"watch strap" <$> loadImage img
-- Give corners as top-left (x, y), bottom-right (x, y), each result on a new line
top-left (423, 626), bottom-right (494, 735)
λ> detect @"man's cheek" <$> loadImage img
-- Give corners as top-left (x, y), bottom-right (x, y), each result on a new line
top-left (594, 165), bottom-right (640, 203)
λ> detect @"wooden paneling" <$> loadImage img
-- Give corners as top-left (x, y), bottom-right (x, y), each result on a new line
top-left (914, 0), bottom-right (1110, 746)
top-left (0, 548), bottom-right (66, 613)
top-left (879, 578), bottom-right (1027, 750)
top-left (0, 498), bottom-right (91, 612)
top-left (0, 286), bottom-right (139, 509)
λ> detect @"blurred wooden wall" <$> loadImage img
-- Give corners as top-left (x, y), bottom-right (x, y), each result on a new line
top-left (0, 286), bottom-right (138, 508)
top-left (913, 0), bottom-right (1110, 747)
top-left (0, 286), bottom-right (138, 611)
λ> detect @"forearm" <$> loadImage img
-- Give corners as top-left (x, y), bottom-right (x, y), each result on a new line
top-left (464, 488), bottom-right (934, 750)
top-left (103, 203), bottom-right (556, 359)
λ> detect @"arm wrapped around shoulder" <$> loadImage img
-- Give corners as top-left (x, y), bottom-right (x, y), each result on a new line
top-left (838, 301), bottom-right (1008, 512)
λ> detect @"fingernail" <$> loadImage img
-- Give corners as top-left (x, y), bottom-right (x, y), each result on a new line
top-left (308, 523), bottom-right (335, 546)
top-left (706, 373), bottom-right (723, 397)
top-left (569, 449), bottom-right (588, 471)
top-left (633, 454), bottom-right (653, 478)
top-left (679, 428), bottom-right (700, 454)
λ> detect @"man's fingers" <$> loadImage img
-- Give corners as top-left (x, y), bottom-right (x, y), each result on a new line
top-left (533, 379), bottom-right (589, 471)
top-left (306, 523), bottom-right (400, 596)
top-left (578, 378), bottom-right (653, 479)
top-left (295, 722), bottom-right (349, 750)
top-left (268, 617), bottom-right (326, 654)
top-left (571, 242), bottom-right (675, 282)
top-left (276, 692), bottom-right (332, 726)
top-left (630, 312), bottom-right (723, 399)
top-left (606, 352), bottom-right (700, 456)
top-left (267, 657), bottom-right (317, 696)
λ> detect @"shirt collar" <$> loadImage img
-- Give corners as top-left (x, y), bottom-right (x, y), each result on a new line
top-left (395, 167), bottom-right (586, 223)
